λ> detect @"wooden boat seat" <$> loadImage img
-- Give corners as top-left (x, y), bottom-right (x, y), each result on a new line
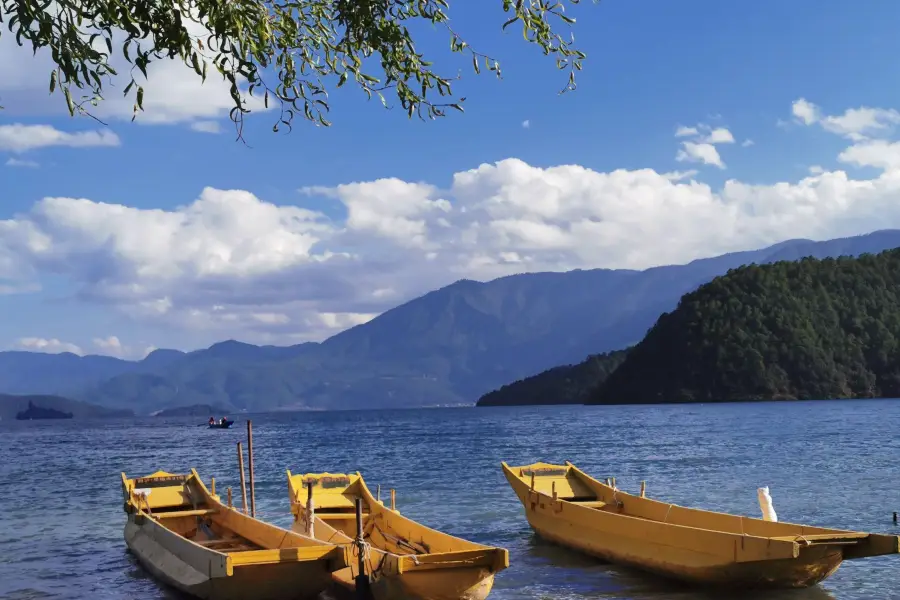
top-left (154, 508), bottom-right (218, 519)
top-left (570, 500), bottom-right (607, 509)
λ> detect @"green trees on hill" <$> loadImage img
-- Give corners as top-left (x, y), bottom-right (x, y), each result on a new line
top-left (591, 250), bottom-right (900, 404)
top-left (477, 349), bottom-right (629, 406)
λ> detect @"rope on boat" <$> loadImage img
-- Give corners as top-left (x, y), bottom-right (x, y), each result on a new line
top-left (371, 522), bottom-right (429, 555)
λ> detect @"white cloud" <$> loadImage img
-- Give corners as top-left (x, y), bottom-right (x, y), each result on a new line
top-left (676, 142), bottom-right (725, 168)
top-left (15, 337), bottom-right (83, 355)
top-left (741, 139), bottom-right (755, 147)
top-left (792, 98), bottom-right (900, 141)
top-left (0, 124), bottom-right (120, 153)
top-left (90, 335), bottom-right (151, 358)
top-left (521, 120), bottom-right (530, 129)
top-left (302, 178), bottom-right (450, 248)
top-left (190, 121), bottom-right (222, 134)
top-left (792, 98), bottom-right (820, 125)
top-left (6, 157), bottom-right (39, 168)
top-left (673, 123), bottom-right (734, 168)
top-left (808, 165), bottom-right (824, 175)
top-left (4, 101), bottom-right (900, 344)
top-left (704, 127), bottom-right (735, 145)
top-left (93, 335), bottom-right (123, 354)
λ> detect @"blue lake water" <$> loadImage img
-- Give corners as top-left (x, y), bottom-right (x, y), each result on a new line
top-left (2, 401), bottom-right (900, 600)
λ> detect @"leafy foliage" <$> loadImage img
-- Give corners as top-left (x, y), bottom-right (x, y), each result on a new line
top-left (592, 249), bottom-right (900, 404)
top-left (1, 0), bottom-right (594, 135)
top-left (476, 348), bottom-right (628, 406)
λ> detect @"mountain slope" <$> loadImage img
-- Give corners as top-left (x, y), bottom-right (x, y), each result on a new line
top-left (591, 249), bottom-right (900, 404)
top-left (477, 349), bottom-right (629, 407)
top-left (4, 230), bottom-right (900, 413)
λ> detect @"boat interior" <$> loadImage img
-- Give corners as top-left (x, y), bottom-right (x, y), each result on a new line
top-left (504, 461), bottom-right (900, 554)
top-left (287, 471), bottom-right (501, 558)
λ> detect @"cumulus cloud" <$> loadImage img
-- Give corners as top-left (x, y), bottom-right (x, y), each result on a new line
top-left (673, 123), bottom-right (736, 168)
top-left (15, 337), bottom-right (83, 355)
top-left (3, 101), bottom-right (900, 345)
top-left (0, 124), bottom-right (120, 153)
top-left (676, 142), bottom-right (724, 168)
top-left (792, 98), bottom-right (900, 141)
top-left (742, 139), bottom-right (755, 147)
top-left (521, 120), bottom-right (530, 129)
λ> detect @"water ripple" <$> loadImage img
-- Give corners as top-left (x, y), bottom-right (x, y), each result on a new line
top-left (2, 401), bottom-right (900, 599)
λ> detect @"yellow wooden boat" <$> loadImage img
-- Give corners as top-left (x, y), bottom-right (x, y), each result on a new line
top-left (121, 469), bottom-right (351, 600)
top-left (286, 470), bottom-right (509, 600)
top-left (502, 461), bottom-right (900, 589)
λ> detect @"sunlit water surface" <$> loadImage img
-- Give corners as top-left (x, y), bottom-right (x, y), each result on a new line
top-left (2, 401), bottom-right (899, 600)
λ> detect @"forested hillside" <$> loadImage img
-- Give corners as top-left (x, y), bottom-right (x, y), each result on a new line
top-left (477, 350), bottom-right (629, 406)
top-left (591, 250), bottom-right (900, 404)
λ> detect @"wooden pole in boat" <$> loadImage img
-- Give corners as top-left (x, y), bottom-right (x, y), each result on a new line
top-left (552, 481), bottom-right (557, 502)
top-left (390, 488), bottom-right (396, 511)
top-left (376, 484), bottom-right (381, 503)
top-left (227, 487), bottom-right (233, 508)
top-left (306, 480), bottom-right (315, 537)
top-left (247, 420), bottom-right (256, 518)
top-left (611, 477), bottom-right (616, 489)
top-left (640, 481), bottom-right (646, 498)
top-left (353, 497), bottom-right (372, 599)
top-left (211, 477), bottom-right (216, 495)
top-left (237, 441), bottom-right (249, 514)
top-left (530, 472), bottom-right (535, 491)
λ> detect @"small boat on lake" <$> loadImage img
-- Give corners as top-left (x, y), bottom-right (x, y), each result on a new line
top-left (208, 420), bottom-right (233, 429)
top-left (286, 470), bottom-right (509, 600)
top-left (121, 469), bottom-right (350, 600)
top-left (502, 461), bottom-right (900, 589)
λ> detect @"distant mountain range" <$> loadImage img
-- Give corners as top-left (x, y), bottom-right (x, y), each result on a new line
top-left (0, 393), bottom-right (132, 420)
top-left (3, 229), bottom-right (900, 414)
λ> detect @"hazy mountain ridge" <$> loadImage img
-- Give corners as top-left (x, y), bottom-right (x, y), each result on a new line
top-left (2, 230), bottom-right (899, 413)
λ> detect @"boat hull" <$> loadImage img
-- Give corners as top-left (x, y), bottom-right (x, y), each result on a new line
top-left (525, 510), bottom-right (843, 589)
top-left (125, 517), bottom-right (333, 600)
top-left (326, 564), bottom-right (496, 600)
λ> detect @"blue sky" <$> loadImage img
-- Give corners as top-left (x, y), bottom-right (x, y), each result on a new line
top-left (2, 0), bottom-right (900, 358)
